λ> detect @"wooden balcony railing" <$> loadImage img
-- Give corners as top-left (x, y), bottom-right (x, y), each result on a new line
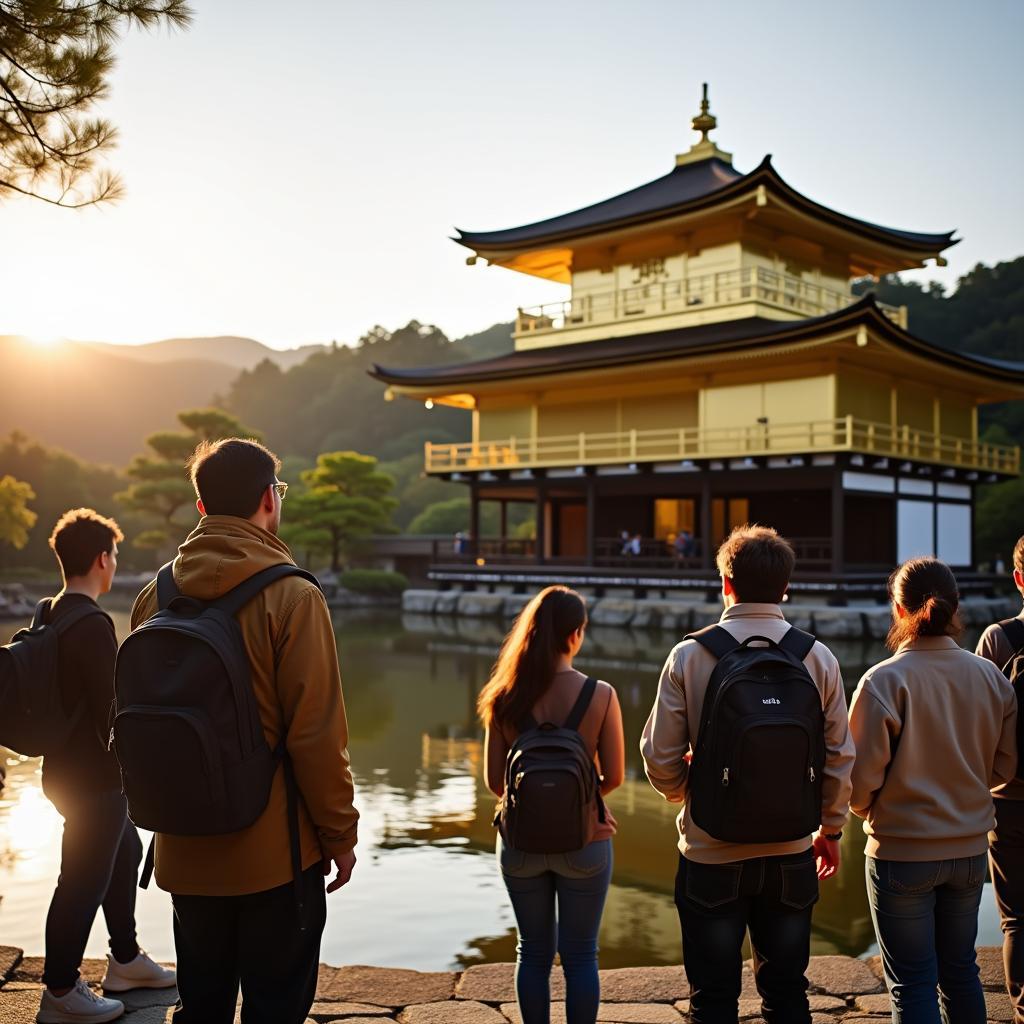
top-left (515, 266), bottom-right (907, 335)
top-left (425, 416), bottom-right (1020, 476)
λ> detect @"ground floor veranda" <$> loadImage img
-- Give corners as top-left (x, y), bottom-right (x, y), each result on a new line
top-left (427, 453), bottom-right (987, 602)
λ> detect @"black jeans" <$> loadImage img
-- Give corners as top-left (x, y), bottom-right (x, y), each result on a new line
top-left (675, 849), bottom-right (819, 1024)
top-left (171, 864), bottom-right (327, 1024)
top-left (991, 798), bottom-right (1024, 1023)
top-left (43, 789), bottom-right (143, 989)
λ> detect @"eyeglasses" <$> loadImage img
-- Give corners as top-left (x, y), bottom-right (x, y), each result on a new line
top-left (273, 481), bottom-right (288, 500)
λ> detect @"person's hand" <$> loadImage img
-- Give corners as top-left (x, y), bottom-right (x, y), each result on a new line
top-left (813, 833), bottom-right (841, 880)
top-left (324, 849), bottom-right (356, 893)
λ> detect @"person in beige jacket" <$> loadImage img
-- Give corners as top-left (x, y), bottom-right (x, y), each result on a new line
top-left (641, 525), bottom-right (855, 1024)
top-left (131, 438), bottom-right (359, 1024)
top-left (850, 557), bottom-right (1016, 1024)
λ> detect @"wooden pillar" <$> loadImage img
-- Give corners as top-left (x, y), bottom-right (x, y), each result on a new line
top-left (831, 469), bottom-right (845, 575)
top-left (470, 487), bottom-right (481, 558)
top-left (700, 472), bottom-right (713, 571)
top-left (586, 476), bottom-right (597, 567)
top-left (499, 500), bottom-right (508, 542)
top-left (535, 482), bottom-right (546, 564)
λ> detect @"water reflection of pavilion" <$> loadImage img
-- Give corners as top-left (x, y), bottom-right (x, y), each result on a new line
top-left (411, 728), bottom-right (876, 958)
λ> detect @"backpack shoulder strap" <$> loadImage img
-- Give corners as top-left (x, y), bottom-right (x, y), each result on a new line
top-left (30, 597), bottom-right (51, 628)
top-left (999, 618), bottom-right (1024, 652)
top-left (215, 564), bottom-right (322, 618)
top-left (564, 676), bottom-right (597, 732)
top-left (156, 562), bottom-right (179, 611)
top-left (48, 602), bottom-right (111, 637)
top-left (778, 625), bottom-right (816, 663)
top-left (684, 624), bottom-right (740, 661)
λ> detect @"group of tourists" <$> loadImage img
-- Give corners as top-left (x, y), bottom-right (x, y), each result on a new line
top-left (483, 526), bottom-right (1024, 1024)
top-left (2, 432), bottom-right (1023, 1024)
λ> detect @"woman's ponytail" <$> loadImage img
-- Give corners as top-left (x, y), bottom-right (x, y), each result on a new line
top-left (886, 558), bottom-right (962, 651)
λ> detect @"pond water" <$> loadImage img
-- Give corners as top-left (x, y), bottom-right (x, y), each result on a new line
top-left (0, 604), bottom-right (1003, 969)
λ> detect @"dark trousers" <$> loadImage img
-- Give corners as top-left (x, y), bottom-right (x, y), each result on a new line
top-left (675, 849), bottom-right (818, 1024)
top-left (991, 798), bottom-right (1024, 1024)
top-left (43, 789), bottom-right (143, 989)
top-left (171, 864), bottom-right (327, 1024)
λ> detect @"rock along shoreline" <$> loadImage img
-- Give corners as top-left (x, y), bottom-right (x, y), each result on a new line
top-left (402, 589), bottom-right (1019, 642)
top-left (0, 946), bottom-right (1016, 1022)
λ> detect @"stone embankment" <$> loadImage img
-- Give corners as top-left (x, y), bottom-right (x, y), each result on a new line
top-left (0, 585), bottom-right (36, 620)
top-left (403, 589), bottom-right (1019, 641)
top-left (0, 946), bottom-right (1015, 1022)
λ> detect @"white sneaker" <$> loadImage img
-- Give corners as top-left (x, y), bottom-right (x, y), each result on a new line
top-left (36, 978), bottom-right (125, 1022)
top-left (101, 949), bottom-right (177, 992)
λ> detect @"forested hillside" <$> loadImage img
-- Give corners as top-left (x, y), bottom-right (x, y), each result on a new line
top-left (857, 258), bottom-right (1024, 561)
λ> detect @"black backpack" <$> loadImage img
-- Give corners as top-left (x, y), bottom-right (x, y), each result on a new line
top-left (498, 676), bottom-right (606, 854)
top-left (687, 625), bottom-right (825, 844)
top-left (0, 598), bottom-right (110, 757)
top-left (114, 562), bottom-right (321, 891)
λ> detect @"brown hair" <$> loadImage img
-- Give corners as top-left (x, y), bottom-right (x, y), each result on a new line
top-left (476, 586), bottom-right (588, 729)
top-left (1013, 535), bottom-right (1024, 575)
top-left (886, 557), bottom-right (962, 651)
top-left (49, 508), bottom-right (123, 579)
top-left (715, 524), bottom-right (795, 604)
top-left (187, 438), bottom-right (281, 519)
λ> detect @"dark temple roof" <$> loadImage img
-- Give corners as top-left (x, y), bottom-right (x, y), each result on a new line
top-left (370, 296), bottom-right (1024, 390)
top-left (454, 156), bottom-right (957, 255)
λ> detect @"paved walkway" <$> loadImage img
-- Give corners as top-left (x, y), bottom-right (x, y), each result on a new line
top-left (0, 946), bottom-right (1014, 1022)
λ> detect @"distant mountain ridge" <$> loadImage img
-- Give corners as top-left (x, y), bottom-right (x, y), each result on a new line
top-left (0, 335), bottom-right (240, 464)
top-left (85, 335), bottom-right (327, 371)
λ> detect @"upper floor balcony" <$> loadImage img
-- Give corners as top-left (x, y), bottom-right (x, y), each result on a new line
top-left (425, 416), bottom-right (1019, 477)
top-left (515, 266), bottom-right (907, 341)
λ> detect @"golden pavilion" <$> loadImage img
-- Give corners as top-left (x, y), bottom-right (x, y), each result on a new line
top-left (371, 87), bottom-right (1022, 599)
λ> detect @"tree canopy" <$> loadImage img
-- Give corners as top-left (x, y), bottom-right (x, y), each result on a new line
top-left (117, 407), bottom-right (257, 551)
top-left (281, 451), bottom-right (397, 572)
top-left (0, 473), bottom-right (37, 553)
top-left (0, 0), bottom-right (192, 207)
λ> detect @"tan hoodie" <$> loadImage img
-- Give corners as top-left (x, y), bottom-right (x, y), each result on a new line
top-left (849, 636), bottom-right (1017, 861)
top-left (130, 516), bottom-right (359, 896)
top-left (640, 603), bottom-right (855, 864)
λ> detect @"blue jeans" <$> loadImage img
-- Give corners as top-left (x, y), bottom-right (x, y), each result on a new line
top-left (866, 854), bottom-right (987, 1024)
top-left (497, 836), bottom-right (613, 1024)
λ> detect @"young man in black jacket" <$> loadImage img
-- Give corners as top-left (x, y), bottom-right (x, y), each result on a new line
top-left (37, 509), bottom-right (175, 1024)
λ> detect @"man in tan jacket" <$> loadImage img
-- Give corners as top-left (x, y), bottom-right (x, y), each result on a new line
top-left (131, 438), bottom-right (358, 1024)
top-left (641, 525), bottom-right (854, 1024)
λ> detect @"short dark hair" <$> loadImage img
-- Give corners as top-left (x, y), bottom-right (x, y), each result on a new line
top-left (886, 557), bottom-right (962, 650)
top-left (49, 508), bottom-right (123, 579)
top-left (187, 438), bottom-right (281, 518)
top-left (715, 524), bottom-right (795, 604)
top-left (1013, 535), bottom-right (1024, 575)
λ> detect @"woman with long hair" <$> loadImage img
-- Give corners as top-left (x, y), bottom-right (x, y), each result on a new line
top-left (479, 586), bottom-right (625, 1024)
top-left (850, 558), bottom-right (1017, 1024)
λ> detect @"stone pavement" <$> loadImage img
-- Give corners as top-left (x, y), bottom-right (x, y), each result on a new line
top-left (0, 947), bottom-right (1015, 1022)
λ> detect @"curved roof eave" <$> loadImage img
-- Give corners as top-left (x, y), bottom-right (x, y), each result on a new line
top-left (368, 296), bottom-right (1024, 390)
top-left (454, 156), bottom-right (957, 255)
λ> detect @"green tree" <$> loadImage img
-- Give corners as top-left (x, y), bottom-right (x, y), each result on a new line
top-left (0, 1), bottom-right (192, 207)
top-left (0, 431), bottom-right (132, 571)
top-left (117, 407), bottom-right (258, 551)
top-left (0, 474), bottom-right (37, 553)
top-left (282, 452), bottom-right (397, 572)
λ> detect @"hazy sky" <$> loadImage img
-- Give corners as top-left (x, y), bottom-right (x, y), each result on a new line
top-left (3, 0), bottom-right (1022, 349)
